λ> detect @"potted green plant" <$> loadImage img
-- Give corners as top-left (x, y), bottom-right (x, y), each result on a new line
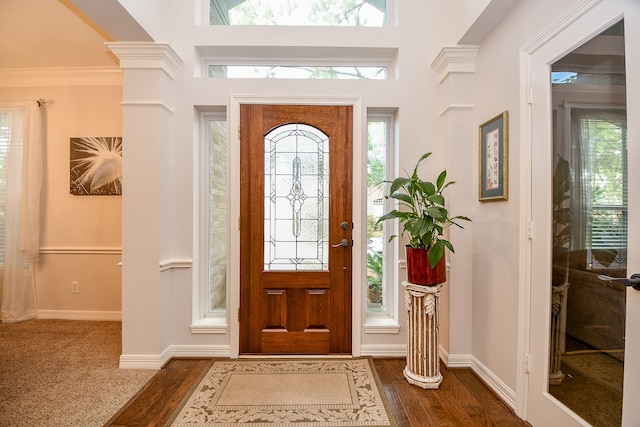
top-left (377, 152), bottom-right (471, 285)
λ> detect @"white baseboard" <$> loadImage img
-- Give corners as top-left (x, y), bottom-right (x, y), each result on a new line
top-left (441, 347), bottom-right (516, 411)
top-left (119, 344), bottom-right (231, 369)
top-left (440, 347), bottom-right (473, 368)
top-left (37, 310), bottom-right (122, 321)
top-left (470, 356), bottom-right (517, 410)
top-left (360, 343), bottom-right (407, 357)
top-left (166, 344), bottom-right (231, 360)
top-left (119, 354), bottom-right (164, 370)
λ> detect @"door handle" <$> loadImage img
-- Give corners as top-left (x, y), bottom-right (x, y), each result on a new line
top-left (331, 239), bottom-right (349, 248)
top-left (598, 273), bottom-right (640, 291)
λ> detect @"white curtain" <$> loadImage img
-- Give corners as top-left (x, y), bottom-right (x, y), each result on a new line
top-left (0, 101), bottom-right (43, 323)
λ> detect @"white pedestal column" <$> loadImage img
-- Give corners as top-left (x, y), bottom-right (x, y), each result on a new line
top-left (403, 281), bottom-right (443, 389)
top-left (549, 282), bottom-right (570, 385)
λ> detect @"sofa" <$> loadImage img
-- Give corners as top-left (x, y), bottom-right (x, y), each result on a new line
top-left (552, 249), bottom-right (626, 357)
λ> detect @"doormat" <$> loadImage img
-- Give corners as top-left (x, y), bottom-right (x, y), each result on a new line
top-left (168, 358), bottom-right (396, 426)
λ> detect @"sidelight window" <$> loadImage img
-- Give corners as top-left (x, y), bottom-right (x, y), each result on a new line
top-left (366, 114), bottom-right (393, 314)
top-left (206, 115), bottom-right (228, 314)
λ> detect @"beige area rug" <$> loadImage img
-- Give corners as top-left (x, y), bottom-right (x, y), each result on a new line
top-left (0, 319), bottom-right (156, 427)
top-left (170, 358), bottom-right (396, 426)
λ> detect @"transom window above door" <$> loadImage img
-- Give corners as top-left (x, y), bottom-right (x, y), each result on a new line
top-left (197, 46), bottom-right (396, 80)
top-left (210, 0), bottom-right (387, 26)
top-left (208, 65), bottom-right (387, 79)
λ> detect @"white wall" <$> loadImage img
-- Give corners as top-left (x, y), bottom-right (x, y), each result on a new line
top-left (88, 0), bottom-right (639, 417)
top-left (469, 0), bottom-right (578, 392)
top-left (110, 0), bottom-right (460, 364)
top-left (1, 0), bottom-right (608, 411)
top-left (0, 74), bottom-right (124, 318)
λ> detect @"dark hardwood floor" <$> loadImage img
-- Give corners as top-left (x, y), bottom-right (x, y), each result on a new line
top-left (105, 358), bottom-right (530, 427)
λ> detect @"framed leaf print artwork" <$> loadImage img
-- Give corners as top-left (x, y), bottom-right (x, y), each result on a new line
top-left (70, 137), bottom-right (122, 195)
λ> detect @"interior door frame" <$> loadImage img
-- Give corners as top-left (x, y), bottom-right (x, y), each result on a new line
top-left (519, 0), bottom-right (640, 424)
top-left (228, 95), bottom-right (364, 359)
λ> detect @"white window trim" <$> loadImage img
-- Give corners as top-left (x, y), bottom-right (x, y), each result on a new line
top-left (191, 111), bottom-right (229, 334)
top-left (191, 100), bottom-right (399, 345)
top-left (199, 47), bottom-right (397, 80)
top-left (364, 112), bottom-right (400, 334)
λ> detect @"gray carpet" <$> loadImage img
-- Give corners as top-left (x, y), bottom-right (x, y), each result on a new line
top-left (0, 319), bottom-right (157, 427)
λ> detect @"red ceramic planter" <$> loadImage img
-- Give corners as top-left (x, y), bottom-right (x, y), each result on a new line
top-left (405, 246), bottom-right (447, 285)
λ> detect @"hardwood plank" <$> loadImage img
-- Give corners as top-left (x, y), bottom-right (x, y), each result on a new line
top-left (372, 358), bottom-right (529, 427)
top-left (106, 357), bottom-right (530, 427)
top-left (104, 358), bottom-right (212, 427)
top-left (451, 368), bottom-right (527, 426)
top-left (423, 366), bottom-right (480, 425)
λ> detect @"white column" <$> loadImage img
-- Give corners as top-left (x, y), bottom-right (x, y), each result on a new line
top-left (549, 282), bottom-right (569, 384)
top-left (431, 46), bottom-right (478, 364)
top-left (107, 42), bottom-right (183, 364)
top-left (403, 281), bottom-right (443, 389)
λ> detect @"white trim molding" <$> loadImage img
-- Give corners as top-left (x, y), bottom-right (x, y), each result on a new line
top-left (106, 42), bottom-right (183, 79)
top-left (440, 346), bottom-right (473, 368)
top-left (39, 247), bottom-right (122, 255)
top-left (438, 104), bottom-right (475, 117)
top-left (0, 67), bottom-right (122, 88)
top-left (360, 343), bottom-right (406, 357)
top-left (119, 100), bottom-right (175, 113)
top-left (119, 344), bottom-right (231, 369)
top-left (38, 310), bottom-right (122, 321)
top-left (190, 314), bottom-right (228, 334)
top-left (363, 318), bottom-right (401, 334)
top-left (441, 347), bottom-right (516, 411)
top-left (159, 259), bottom-right (193, 272)
top-left (471, 356), bottom-right (518, 411)
top-left (431, 45), bottom-right (479, 83)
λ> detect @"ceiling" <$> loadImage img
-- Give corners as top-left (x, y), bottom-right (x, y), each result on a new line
top-left (0, 0), bottom-right (117, 69)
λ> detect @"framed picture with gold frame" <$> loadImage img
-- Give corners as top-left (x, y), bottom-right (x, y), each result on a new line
top-left (479, 111), bottom-right (508, 201)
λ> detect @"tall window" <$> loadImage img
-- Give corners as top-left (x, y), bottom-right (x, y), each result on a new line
top-left (366, 115), bottom-right (393, 313)
top-left (577, 110), bottom-right (628, 268)
top-left (207, 116), bottom-right (228, 314)
top-left (210, 0), bottom-right (387, 26)
top-left (559, 108), bottom-right (628, 270)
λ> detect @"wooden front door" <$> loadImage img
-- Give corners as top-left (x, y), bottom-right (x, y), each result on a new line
top-left (239, 104), bottom-right (353, 355)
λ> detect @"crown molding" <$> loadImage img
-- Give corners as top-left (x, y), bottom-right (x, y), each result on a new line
top-left (106, 42), bottom-right (183, 79)
top-left (0, 66), bottom-right (122, 88)
top-left (431, 45), bottom-right (479, 83)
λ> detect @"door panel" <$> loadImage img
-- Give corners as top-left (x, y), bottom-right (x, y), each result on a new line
top-left (527, 1), bottom-right (640, 426)
top-left (239, 104), bottom-right (353, 355)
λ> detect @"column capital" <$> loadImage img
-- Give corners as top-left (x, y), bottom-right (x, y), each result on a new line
top-left (106, 42), bottom-right (183, 79)
top-left (431, 45), bottom-right (479, 83)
